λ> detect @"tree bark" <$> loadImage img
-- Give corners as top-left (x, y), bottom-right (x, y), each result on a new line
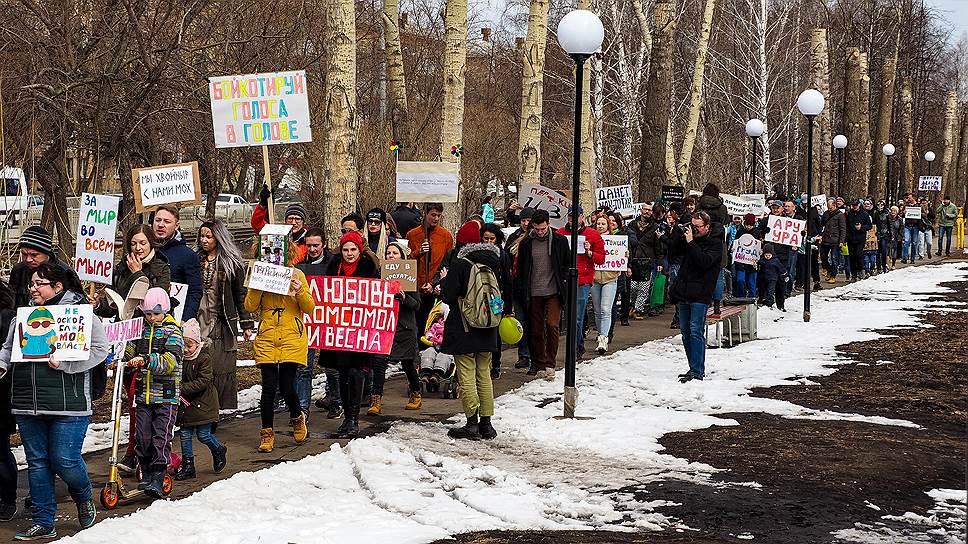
top-left (872, 44), bottom-right (899, 201)
top-left (952, 106), bottom-right (968, 206)
top-left (844, 48), bottom-right (871, 199)
top-left (675, 0), bottom-right (717, 186)
top-left (578, 0), bottom-right (597, 213)
top-left (808, 28), bottom-right (832, 196)
top-left (938, 91), bottom-right (958, 206)
top-left (516, 0), bottom-right (550, 190)
top-left (383, 0), bottom-right (412, 160)
top-left (439, 0), bottom-right (468, 230)
top-left (323, 0), bottom-right (359, 242)
top-left (899, 77), bottom-right (914, 195)
top-left (636, 0), bottom-right (676, 202)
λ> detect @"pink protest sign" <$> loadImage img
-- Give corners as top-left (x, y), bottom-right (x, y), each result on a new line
top-left (104, 318), bottom-right (144, 344)
top-left (765, 215), bottom-right (806, 248)
top-left (304, 276), bottom-right (400, 355)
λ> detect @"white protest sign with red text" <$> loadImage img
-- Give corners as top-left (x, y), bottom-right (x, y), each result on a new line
top-left (304, 277), bottom-right (400, 355)
top-left (765, 215), bottom-right (806, 248)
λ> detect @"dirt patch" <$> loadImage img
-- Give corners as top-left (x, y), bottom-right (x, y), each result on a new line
top-left (433, 530), bottom-right (733, 543)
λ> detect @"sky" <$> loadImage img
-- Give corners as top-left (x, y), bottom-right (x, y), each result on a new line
top-left (923, 0), bottom-right (968, 43)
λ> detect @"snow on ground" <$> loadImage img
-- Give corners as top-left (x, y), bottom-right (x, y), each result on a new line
top-left (833, 488), bottom-right (967, 543)
top-left (59, 263), bottom-right (968, 543)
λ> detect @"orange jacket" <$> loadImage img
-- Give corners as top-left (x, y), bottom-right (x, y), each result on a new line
top-left (406, 224), bottom-right (454, 287)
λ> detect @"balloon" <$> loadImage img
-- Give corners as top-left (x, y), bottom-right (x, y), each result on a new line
top-left (499, 316), bottom-right (524, 345)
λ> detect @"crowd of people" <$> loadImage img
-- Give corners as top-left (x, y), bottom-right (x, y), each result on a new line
top-left (0, 183), bottom-right (957, 539)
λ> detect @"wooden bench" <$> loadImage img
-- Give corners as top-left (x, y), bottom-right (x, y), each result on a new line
top-left (705, 304), bottom-right (754, 347)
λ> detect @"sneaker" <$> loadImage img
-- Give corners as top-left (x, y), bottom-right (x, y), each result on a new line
top-left (0, 501), bottom-right (17, 522)
top-left (526, 365), bottom-right (538, 376)
top-left (76, 499), bottom-right (96, 529)
top-left (13, 525), bottom-right (56, 541)
top-left (596, 335), bottom-right (608, 355)
top-left (544, 368), bottom-right (556, 382)
top-left (117, 453), bottom-right (138, 474)
top-left (535, 369), bottom-right (548, 378)
top-left (813, 281), bottom-right (822, 290)
top-left (327, 405), bottom-right (344, 419)
top-left (514, 357), bottom-right (531, 369)
top-left (315, 397), bottom-right (332, 411)
top-left (678, 374), bottom-right (703, 383)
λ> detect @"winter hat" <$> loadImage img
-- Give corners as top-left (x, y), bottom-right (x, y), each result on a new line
top-left (386, 239), bottom-right (410, 259)
top-left (701, 183), bottom-right (720, 198)
top-left (285, 203), bottom-right (307, 222)
top-left (181, 319), bottom-right (201, 344)
top-left (19, 226), bottom-right (54, 257)
top-left (519, 207), bottom-right (536, 221)
top-left (338, 229), bottom-right (365, 251)
top-left (456, 221), bottom-right (481, 245)
top-left (366, 208), bottom-right (387, 223)
top-left (139, 287), bottom-right (171, 314)
top-left (762, 243), bottom-right (775, 255)
top-left (743, 213), bottom-right (756, 226)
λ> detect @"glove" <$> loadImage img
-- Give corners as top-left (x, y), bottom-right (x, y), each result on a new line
top-left (258, 184), bottom-right (271, 208)
top-left (127, 357), bottom-right (145, 368)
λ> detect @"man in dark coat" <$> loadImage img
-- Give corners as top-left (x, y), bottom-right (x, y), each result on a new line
top-left (295, 228), bottom-right (340, 419)
top-left (844, 199), bottom-right (872, 281)
top-left (390, 202), bottom-right (421, 238)
top-left (818, 198), bottom-right (846, 281)
top-left (152, 205), bottom-right (202, 321)
top-left (667, 211), bottom-right (723, 383)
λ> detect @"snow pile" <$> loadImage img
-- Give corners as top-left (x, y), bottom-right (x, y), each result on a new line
top-left (833, 488), bottom-right (966, 543)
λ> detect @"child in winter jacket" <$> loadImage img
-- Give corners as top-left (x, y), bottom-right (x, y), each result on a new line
top-left (758, 244), bottom-right (788, 310)
top-left (124, 287), bottom-right (183, 498)
top-left (174, 319), bottom-right (226, 480)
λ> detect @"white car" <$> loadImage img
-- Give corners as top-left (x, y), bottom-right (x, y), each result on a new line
top-left (201, 193), bottom-right (252, 224)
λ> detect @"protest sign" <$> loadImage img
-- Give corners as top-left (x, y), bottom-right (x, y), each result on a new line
top-left (305, 276), bottom-right (400, 355)
top-left (249, 261), bottom-right (294, 295)
top-left (209, 70), bottom-right (312, 148)
top-left (132, 162), bottom-right (201, 213)
top-left (74, 193), bottom-right (120, 284)
top-left (722, 194), bottom-right (764, 216)
top-left (596, 235), bottom-right (629, 271)
top-left (104, 318), bottom-right (144, 345)
top-left (918, 176), bottom-right (942, 192)
top-left (731, 234), bottom-right (762, 266)
top-left (905, 206), bottom-right (922, 220)
top-left (564, 235), bottom-right (587, 251)
top-left (170, 282), bottom-right (188, 323)
top-left (259, 223), bottom-right (293, 265)
top-left (596, 184), bottom-right (633, 213)
top-left (381, 260), bottom-right (418, 292)
top-left (765, 214), bottom-right (806, 248)
top-left (661, 185), bottom-right (685, 205)
top-left (13, 305), bottom-right (94, 362)
top-left (811, 194), bottom-right (827, 209)
top-left (395, 161), bottom-right (459, 203)
top-left (520, 183), bottom-right (570, 228)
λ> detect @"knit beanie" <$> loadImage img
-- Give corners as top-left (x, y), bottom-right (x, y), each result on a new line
top-left (456, 221), bottom-right (481, 245)
top-left (744, 213), bottom-right (756, 226)
top-left (762, 243), bottom-right (775, 255)
top-left (702, 183), bottom-right (720, 198)
top-left (386, 240), bottom-right (410, 259)
top-left (139, 287), bottom-right (172, 314)
top-left (181, 319), bottom-right (202, 359)
top-left (338, 230), bottom-right (365, 251)
top-left (19, 226), bottom-right (54, 257)
top-left (366, 208), bottom-right (387, 223)
top-left (285, 203), bottom-right (308, 222)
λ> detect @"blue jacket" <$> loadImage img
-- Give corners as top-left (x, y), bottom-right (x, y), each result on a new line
top-left (159, 231), bottom-right (202, 321)
top-left (759, 256), bottom-right (787, 282)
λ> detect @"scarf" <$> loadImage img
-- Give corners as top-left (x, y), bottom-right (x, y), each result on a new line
top-left (339, 259), bottom-right (359, 277)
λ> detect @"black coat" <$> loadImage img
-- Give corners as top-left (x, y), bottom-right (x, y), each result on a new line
top-left (296, 252), bottom-right (334, 277)
top-left (390, 205), bottom-right (421, 238)
top-left (698, 195), bottom-right (729, 227)
top-left (318, 254), bottom-right (380, 368)
top-left (440, 244), bottom-right (502, 355)
top-left (667, 224), bottom-right (725, 305)
top-left (381, 291), bottom-right (420, 362)
top-left (159, 231), bottom-right (202, 321)
top-left (844, 208), bottom-right (873, 244)
top-left (177, 346), bottom-right (219, 427)
top-left (514, 232), bottom-right (570, 302)
top-left (0, 308), bottom-right (15, 435)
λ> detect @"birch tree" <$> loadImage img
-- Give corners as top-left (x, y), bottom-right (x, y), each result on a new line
top-left (673, 0), bottom-right (717, 185)
top-left (383, 0), bottom-right (412, 160)
top-left (808, 28), bottom-right (832, 196)
top-left (517, 0), bottom-right (550, 188)
top-left (899, 76), bottom-right (914, 194)
top-left (578, 0), bottom-right (598, 212)
top-left (439, 0), bottom-right (468, 229)
top-left (938, 91), bottom-right (958, 204)
top-left (844, 48), bottom-right (871, 198)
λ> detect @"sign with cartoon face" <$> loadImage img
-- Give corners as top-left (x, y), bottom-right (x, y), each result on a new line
top-left (12, 305), bottom-right (94, 362)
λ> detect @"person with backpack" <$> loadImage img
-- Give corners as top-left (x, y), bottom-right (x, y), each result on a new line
top-left (441, 221), bottom-right (504, 440)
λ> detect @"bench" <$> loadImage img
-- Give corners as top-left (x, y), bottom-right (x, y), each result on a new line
top-left (705, 304), bottom-right (756, 347)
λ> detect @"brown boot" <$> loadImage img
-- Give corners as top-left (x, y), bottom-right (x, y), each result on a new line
top-left (366, 394), bottom-right (383, 415)
top-left (405, 390), bottom-right (422, 410)
top-left (258, 428), bottom-right (274, 453)
top-left (290, 412), bottom-right (308, 443)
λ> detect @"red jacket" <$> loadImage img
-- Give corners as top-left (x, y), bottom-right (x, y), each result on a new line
top-left (251, 205), bottom-right (308, 265)
top-left (556, 225), bottom-right (605, 285)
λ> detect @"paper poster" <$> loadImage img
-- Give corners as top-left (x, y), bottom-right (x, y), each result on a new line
top-left (564, 235), bottom-right (587, 251)
top-left (596, 235), bottom-right (629, 272)
top-left (520, 183), bottom-right (570, 228)
top-left (131, 161), bottom-right (201, 212)
top-left (596, 185), bottom-right (633, 213)
top-left (74, 193), bottom-right (120, 284)
top-left (395, 161), bottom-right (459, 203)
top-left (305, 277), bottom-right (401, 355)
top-left (104, 318), bottom-right (144, 344)
top-left (209, 70), bottom-right (312, 148)
top-left (662, 185), bottom-right (685, 204)
top-left (918, 176), bottom-right (941, 192)
top-left (722, 194), bottom-right (765, 216)
top-left (731, 234), bottom-right (762, 266)
top-left (249, 261), bottom-right (294, 295)
top-left (765, 215), bottom-right (806, 248)
top-left (259, 223), bottom-right (293, 265)
top-left (170, 282), bottom-right (188, 323)
top-left (12, 305), bottom-right (94, 362)
top-left (381, 260), bottom-right (418, 292)
top-left (905, 207), bottom-right (923, 220)
top-left (811, 194), bottom-right (828, 209)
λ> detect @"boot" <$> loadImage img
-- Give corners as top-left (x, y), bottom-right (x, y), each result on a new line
top-left (405, 390), bottom-right (422, 410)
top-left (336, 413), bottom-right (359, 439)
top-left (447, 414), bottom-right (480, 440)
top-left (334, 416), bottom-right (352, 437)
top-left (258, 428), bottom-right (274, 453)
top-left (144, 468), bottom-right (166, 499)
top-left (117, 453), bottom-right (138, 475)
top-left (136, 457), bottom-right (152, 490)
top-left (713, 300), bottom-right (721, 315)
top-left (211, 444), bottom-right (228, 474)
top-left (596, 335), bottom-right (608, 355)
top-left (290, 412), bottom-right (308, 443)
top-left (173, 455), bottom-right (195, 481)
top-left (669, 315), bottom-right (680, 329)
top-left (479, 416), bottom-right (497, 440)
top-left (514, 357), bottom-right (530, 369)
top-left (366, 394), bottom-right (383, 416)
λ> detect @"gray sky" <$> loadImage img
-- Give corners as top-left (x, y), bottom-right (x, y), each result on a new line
top-left (925, 0), bottom-right (968, 44)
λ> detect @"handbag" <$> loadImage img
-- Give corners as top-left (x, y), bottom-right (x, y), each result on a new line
top-left (650, 272), bottom-right (667, 306)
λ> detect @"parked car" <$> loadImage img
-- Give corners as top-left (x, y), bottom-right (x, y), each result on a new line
top-left (200, 193), bottom-right (253, 224)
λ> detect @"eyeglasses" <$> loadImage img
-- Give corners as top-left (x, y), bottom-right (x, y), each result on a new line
top-left (29, 281), bottom-right (51, 289)
top-left (29, 320), bottom-right (52, 328)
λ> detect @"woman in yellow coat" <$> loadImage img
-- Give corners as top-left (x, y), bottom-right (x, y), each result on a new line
top-left (244, 263), bottom-right (315, 453)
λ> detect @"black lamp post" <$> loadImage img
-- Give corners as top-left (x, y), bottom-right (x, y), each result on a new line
top-left (797, 89), bottom-right (824, 323)
top-left (746, 119), bottom-right (765, 194)
top-left (883, 144), bottom-right (896, 204)
top-left (833, 134), bottom-right (847, 197)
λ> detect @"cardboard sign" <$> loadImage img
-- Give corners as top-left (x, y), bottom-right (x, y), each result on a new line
top-left (918, 176), bottom-right (941, 192)
top-left (13, 305), bottom-right (94, 362)
top-left (596, 235), bottom-right (629, 271)
top-left (249, 261), bottom-right (294, 295)
top-left (811, 194), bottom-right (828, 209)
top-left (170, 282), bottom-right (188, 323)
top-left (731, 234), bottom-right (762, 266)
top-left (305, 276), bottom-right (401, 355)
top-left (104, 318), bottom-right (144, 344)
top-left (722, 194), bottom-right (764, 217)
top-left (259, 223), bottom-right (293, 265)
top-left (381, 260), bottom-right (418, 292)
top-left (395, 161), bottom-right (459, 203)
top-left (765, 215), bottom-right (806, 248)
top-left (596, 185), bottom-right (633, 213)
top-left (520, 183), bottom-right (570, 228)
top-left (905, 207), bottom-right (923, 220)
top-left (661, 185), bottom-right (685, 204)
top-left (132, 161), bottom-right (202, 212)
top-left (74, 193), bottom-right (120, 284)
top-left (209, 70), bottom-right (312, 148)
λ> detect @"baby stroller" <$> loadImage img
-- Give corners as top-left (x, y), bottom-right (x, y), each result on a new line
top-left (418, 301), bottom-right (459, 399)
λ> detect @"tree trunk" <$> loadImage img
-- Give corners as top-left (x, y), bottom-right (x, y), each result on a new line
top-left (899, 77), bottom-right (914, 195)
top-left (938, 91), bottom-right (958, 206)
top-left (956, 106), bottom-right (968, 206)
top-left (516, 0), bottom-right (550, 190)
top-left (383, 0), bottom-right (412, 160)
top-left (636, 0), bottom-right (676, 202)
top-left (323, 0), bottom-right (359, 242)
top-left (439, 0), bottom-right (468, 230)
top-left (844, 48), bottom-right (871, 199)
top-left (755, 0), bottom-right (772, 193)
top-left (872, 48), bottom-right (899, 201)
top-left (808, 28), bottom-right (832, 196)
top-left (578, 0), bottom-right (597, 212)
top-left (675, 0), bottom-right (717, 186)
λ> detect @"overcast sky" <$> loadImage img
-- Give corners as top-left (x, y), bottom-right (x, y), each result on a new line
top-left (922, 0), bottom-right (967, 43)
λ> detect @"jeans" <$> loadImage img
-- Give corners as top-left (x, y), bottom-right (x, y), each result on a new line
top-left (734, 269), bottom-right (757, 298)
top-left (591, 281), bottom-right (618, 339)
top-left (877, 238), bottom-right (893, 270)
top-left (903, 225), bottom-right (920, 260)
top-left (713, 268), bottom-right (725, 301)
top-left (938, 225), bottom-right (953, 255)
top-left (676, 303), bottom-right (708, 379)
top-left (575, 283), bottom-right (592, 350)
top-left (513, 298), bottom-right (530, 359)
top-left (786, 252), bottom-right (798, 290)
top-left (454, 352), bottom-right (494, 417)
top-left (179, 423), bottom-right (222, 457)
top-left (296, 349), bottom-right (316, 414)
top-left (864, 251), bottom-right (877, 273)
top-left (920, 229), bottom-right (932, 257)
top-left (17, 415), bottom-right (93, 528)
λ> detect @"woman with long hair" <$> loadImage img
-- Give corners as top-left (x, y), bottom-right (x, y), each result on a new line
top-left (591, 216), bottom-right (620, 354)
top-left (196, 219), bottom-right (254, 410)
top-left (94, 224), bottom-right (170, 317)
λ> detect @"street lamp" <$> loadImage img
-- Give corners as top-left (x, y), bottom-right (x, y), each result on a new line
top-left (746, 119), bottom-right (765, 194)
top-left (797, 89), bottom-right (824, 323)
top-left (557, 9), bottom-right (603, 419)
top-left (883, 144), bottom-right (896, 203)
top-left (833, 134), bottom-right (847, 197)
top-left (923, 151), bottom-right (936, 200)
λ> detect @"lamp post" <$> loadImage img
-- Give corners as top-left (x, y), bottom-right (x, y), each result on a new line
top-left (746, 119), bottom-right (765, 194)
top-left (797, 89), bottom-right (824, 323)
top-left (923, 151), bottom-right (936, 201)
top-left (557, 9), bottom-right (603, 419)
top-left (833, 134), bottom-right (847, 197)
top-left (883, 144), bottom-right (896, 203)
